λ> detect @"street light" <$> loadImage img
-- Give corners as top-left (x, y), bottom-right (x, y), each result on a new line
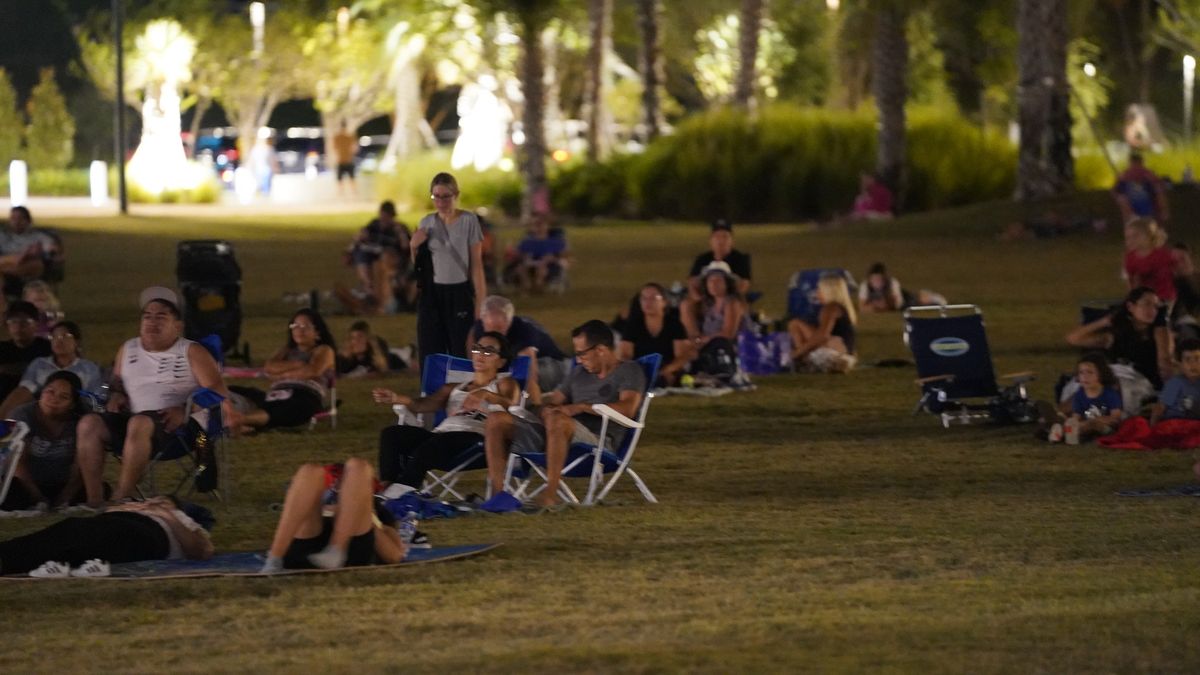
top-left (250, 2), bottom-right (265, 56)
top-left (826, 0), bottom-right (840, 9)
top-left (1083, 62), bottom-right (1097, 78)
top-left (1184, 54), bottom-right (1196, 144)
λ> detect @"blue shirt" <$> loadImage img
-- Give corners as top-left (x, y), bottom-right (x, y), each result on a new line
top-left (1071, 386), bottom-right (1122, 418)
top-left (1160, 375), bottom-right (1200, 419)
top-left (517, 235), bottom-right (566, 260)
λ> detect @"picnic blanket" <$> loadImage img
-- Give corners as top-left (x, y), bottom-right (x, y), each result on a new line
top-left (1117, 484), bottom-right (1200, 497)
top-left (1097, 417), bottom-right (1200, 450)
top-left (2, 544), bottom-right (500, 580)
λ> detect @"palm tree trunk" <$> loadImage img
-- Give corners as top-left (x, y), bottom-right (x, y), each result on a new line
top-left (872, 4), bottom-right (907, 199)
top-left (635, 0), bottom-right (665, 141)
top-left (1016, 0), bottom-right (1072, 201)
top-left (585, 0), bottom-right (612, 162)
top-left (519, 11), bottom-right (549, 220)
top-left (734, 0), bottom-right (763, 109)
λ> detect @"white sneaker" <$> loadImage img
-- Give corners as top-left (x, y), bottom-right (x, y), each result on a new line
top-left (70, 559), bottom-right (111, 577)
top-left (29, 560), bottom-right (70, 578)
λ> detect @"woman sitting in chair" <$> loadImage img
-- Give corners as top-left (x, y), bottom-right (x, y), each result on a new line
top-left (788, 274), bottom-right (858, 373)
top-left (229, 309), bottom-right (336, 435)
top-left (1, 370), bottom-right (88, 511)
top-left (371, 331), bottom-right (520, 493)
top-left (259, 458), bottom-right (405, 573)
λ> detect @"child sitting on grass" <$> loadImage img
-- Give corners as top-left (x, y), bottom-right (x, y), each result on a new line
top-left (1038, 353), bottom-right (1123, 444)
top-left (1151, 338), bottom-right (1200, 425)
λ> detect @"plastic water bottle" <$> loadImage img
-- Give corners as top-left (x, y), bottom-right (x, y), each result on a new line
top-left (397, 510), bottom-right (419, 545)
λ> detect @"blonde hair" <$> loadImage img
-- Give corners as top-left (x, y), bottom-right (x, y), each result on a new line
top-left (22, 280), bottom-right (60, 314)
top-left (818, 275), bottom-right (857, 326)
top-left (1126, 217), bottom-right (1167, 248)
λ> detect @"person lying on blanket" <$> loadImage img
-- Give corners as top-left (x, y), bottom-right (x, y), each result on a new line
top-left (0, 496), bottom-right (214, 577)
top-left (259, 458), bottom-right (406, 574)
top-left (480, 320), bottom-right (645, 510)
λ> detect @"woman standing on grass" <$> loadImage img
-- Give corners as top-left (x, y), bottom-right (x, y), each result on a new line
top-left (411, 173), bottom-right (487, 361)
top-left (229, 309), bottom-right (336, 434)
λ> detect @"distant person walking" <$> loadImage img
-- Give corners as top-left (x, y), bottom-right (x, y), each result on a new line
top-left (249, 127), bottom-right (279, 197)
top-left (411, 173), bottom-right (487, 360)
top-left (332, 122), bottom-right (358, 197)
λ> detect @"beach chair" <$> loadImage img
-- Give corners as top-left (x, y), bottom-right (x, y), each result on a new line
top-left (0, 420), bottom-right (31, 507)
top-left (787, 268), bottom-right (856, 322)
top-left (144, 387), bottom-right (232, 500)
top-left (505, 353), bottom-right (661, 506)
top-left (392, 353), bottom-right (531, 500)
top-left (904, 304), bottom-right (1036, 428)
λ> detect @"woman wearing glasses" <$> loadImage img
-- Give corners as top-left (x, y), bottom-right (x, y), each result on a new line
top-left (0, 321), bottom-right (102, 417)
top-left (229, 308), bottom-right (336, 435)
top-left (371, 331), bottom-right (519, 492)
top-left (410, 172), bottom-right (487, 361)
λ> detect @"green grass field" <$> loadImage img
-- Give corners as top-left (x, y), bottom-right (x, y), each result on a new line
top-left (1, 191), bottom-right (1199, 673)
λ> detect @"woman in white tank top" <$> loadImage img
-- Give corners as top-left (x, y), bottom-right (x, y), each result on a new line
top-left (371, 332), bottom-right (519, 490)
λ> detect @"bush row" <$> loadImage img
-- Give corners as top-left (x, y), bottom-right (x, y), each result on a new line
top-left (0, 166), bottom-right (220, 204)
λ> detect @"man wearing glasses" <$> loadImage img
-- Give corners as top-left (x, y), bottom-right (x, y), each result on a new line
top-left (0, 300), bottom-right (51, 400)
top-left (74, 286), bottom-right (232, 508)
top-left (480, 320), bottom-right (645, 510)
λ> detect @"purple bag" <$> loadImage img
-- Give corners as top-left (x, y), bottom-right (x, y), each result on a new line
top-left (737, 330), bottom-right (792, 375)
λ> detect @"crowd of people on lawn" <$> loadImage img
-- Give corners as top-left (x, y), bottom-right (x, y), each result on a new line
top-left (2, 157), bottom-right (1196, 577)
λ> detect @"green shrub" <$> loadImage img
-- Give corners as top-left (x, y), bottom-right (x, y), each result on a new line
top-left (0, 168), bottom-right (91, 196)
top-left (126, 175), bottom-right (220, 204)
top-left (905, 108), bottom-right (1016, 211)
top-left (550, 155), bottom-right (635, 217)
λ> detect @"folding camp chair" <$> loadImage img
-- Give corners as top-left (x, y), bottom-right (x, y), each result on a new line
top-left (144, 387), bottom-right (232, 501)
top-left (391, 353), bottom-right (531, 500)
top-left (904, 304), bottom-right (1036, 427)
top-left (0, 420), bottom-right (31, 507)
top-left (504, 353), bottom-right (661, 506)
top-left (309, 381), bottom-right (338, 430)
top-left (787, 268), bottom-right (856, 322)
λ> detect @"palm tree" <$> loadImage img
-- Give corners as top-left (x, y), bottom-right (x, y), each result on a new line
top-left (1016, 0), bottom-right (1072, 200)
top-left (872, 3), bottom-right (908, 200)
top-left (585, 0), bottom-right (612, 162)
top-left (635, 0), bottom-right (665, 141)
top-left (734, 0), bottom-right (764, 110)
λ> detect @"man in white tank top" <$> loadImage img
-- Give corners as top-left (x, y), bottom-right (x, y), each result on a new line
top-left (76, 287), bottom-right (232, 508)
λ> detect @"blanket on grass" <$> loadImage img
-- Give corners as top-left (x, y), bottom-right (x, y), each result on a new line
top-left (1117, 484), bottom-right (1200, 497)
top-left (1, 543), bottom-right (500, 580)
top-left (1097, 417), bottom-right (1200, 450)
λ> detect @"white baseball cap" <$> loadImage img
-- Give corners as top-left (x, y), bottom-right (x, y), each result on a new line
top-left (138, 286), bottom-right (180, 313)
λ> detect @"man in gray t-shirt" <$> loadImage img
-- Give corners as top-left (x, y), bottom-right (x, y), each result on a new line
top-left (482, 320), bottom-right (645, 509)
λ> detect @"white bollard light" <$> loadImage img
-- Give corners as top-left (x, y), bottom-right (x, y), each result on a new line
top-left (89, 160), bottom-right (108, 206)
top-left (8, 160), bottom-right (28, 207)
top-left (234, 166), bottom-right (256, 204)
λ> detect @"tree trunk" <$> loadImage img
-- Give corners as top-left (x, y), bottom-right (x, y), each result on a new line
top-left (380, 59), bottom-right (425, 171)
top-left (872, 4), bottom-right (907, 199)
top-left (520, 12), bottom-right (549, 220)
top-left (635, 0), bottom-right (665, 142)
top-left (734, 0), bottom-right (763, 109)
top-left (1016, 0), bottom-right (1072, 201)
top-left (585, 0), bottom-right (612, 162)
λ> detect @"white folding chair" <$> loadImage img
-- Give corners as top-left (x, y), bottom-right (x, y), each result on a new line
top-left (0, 420), bottom-right (31, 507)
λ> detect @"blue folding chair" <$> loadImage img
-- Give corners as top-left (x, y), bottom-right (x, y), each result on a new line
top-left (0, 420), bottom-right (31, 508)
top-left (505, 354), bottom-right (661, 506)
top-left (392, 353), bottom-right (531, 500)
top-left (144, 387), bottom-right (232, 500)
top-left (904, 304), bottom-right (1036, 427)
top-left (787, 268), bottom-right (856, 322)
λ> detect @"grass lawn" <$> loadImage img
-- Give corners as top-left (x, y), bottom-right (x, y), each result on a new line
top-left (1, 190), bottom-right (1199, 673)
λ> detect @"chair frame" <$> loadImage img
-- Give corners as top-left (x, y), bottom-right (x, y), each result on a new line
top-left (144, 387), bottom-right (232, 501)
top-left (0, 420), bottom-right (31, 507)
top-left (504, 354), bottom-right (661, 506)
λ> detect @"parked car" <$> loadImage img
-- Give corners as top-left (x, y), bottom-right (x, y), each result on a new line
top-left (193, 127), bottom-right (240, 186)
top-left (275, 127), bottom-right (325, 175)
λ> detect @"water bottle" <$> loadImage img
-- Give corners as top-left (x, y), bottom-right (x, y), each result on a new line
top-left (397, 510), bottom-right (419, 545)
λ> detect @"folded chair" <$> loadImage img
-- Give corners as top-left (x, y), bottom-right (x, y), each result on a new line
top-left (144, 387), bottom-right (232, 501)
top-left (0, 420), bottom-right (31, 506)
top-left (505, 353), bottom-right (661, 506)
top-left (392, 353), bottom-right (531, 500)
top-left (904, 304), bottom-right (1036, 427)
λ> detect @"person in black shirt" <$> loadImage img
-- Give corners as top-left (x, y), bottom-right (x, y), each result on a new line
top-left (347, 200), bottom-right (412, 311)
top-left (0, 300), bottom-right (51, 400)
top-left (688, 219), bottom-right (752, 300)
top-left (467, 295), bottom-right (567, 403)
top-left (618, 283), bottom-right (690, 386)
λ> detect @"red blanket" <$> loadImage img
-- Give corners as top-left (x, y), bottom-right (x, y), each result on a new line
top-left (1097, 417), bottom-right (1200, 450)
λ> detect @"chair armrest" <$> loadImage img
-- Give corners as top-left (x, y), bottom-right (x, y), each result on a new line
top-left (189, 387), bottom-right (226, 409)
top-left (915, 374), bottom-right (955, 386)
top-left (590, 404), bottom-right (643, 429)
top-left (392, 404), bottom-right (420, 426)
top-left (999, 371), bottom-right (1036, 384)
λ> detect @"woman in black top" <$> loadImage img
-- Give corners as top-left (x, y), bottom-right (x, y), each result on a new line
top-left (618, 283), bottom-right (690, 386)
top-left (1066, 286), bottom-right (1172, 389)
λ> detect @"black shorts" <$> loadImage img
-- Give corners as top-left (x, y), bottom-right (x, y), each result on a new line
top-left (102, 411), bottom-right (191, 459)
top-left (283, 517), bottom-right (376, 569)
top-left (336, 163), bottom-right (356, 180)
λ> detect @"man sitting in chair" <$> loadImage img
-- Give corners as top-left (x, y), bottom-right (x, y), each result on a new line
top-left (480, 320), bottom-right (645, 510)
top-left (76, 287), bottom-right (232, 508)
top-left (466, 295), bottom-right (568, 403)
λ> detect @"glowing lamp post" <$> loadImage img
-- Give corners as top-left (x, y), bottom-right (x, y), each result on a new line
top-left (90, 161), bottom-right (108, 206)
top-left (825, 0), bottom-right (840, 9)
top-left (1185, 54), bottom-right (1196, 144)
top-left (8, 160), bottom-right (27, 207)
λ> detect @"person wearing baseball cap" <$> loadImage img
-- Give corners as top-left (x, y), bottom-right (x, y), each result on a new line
top-left (687, 219), bottom-right (752, 300)
top-left (75, 285), bottom-right (233, 508)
